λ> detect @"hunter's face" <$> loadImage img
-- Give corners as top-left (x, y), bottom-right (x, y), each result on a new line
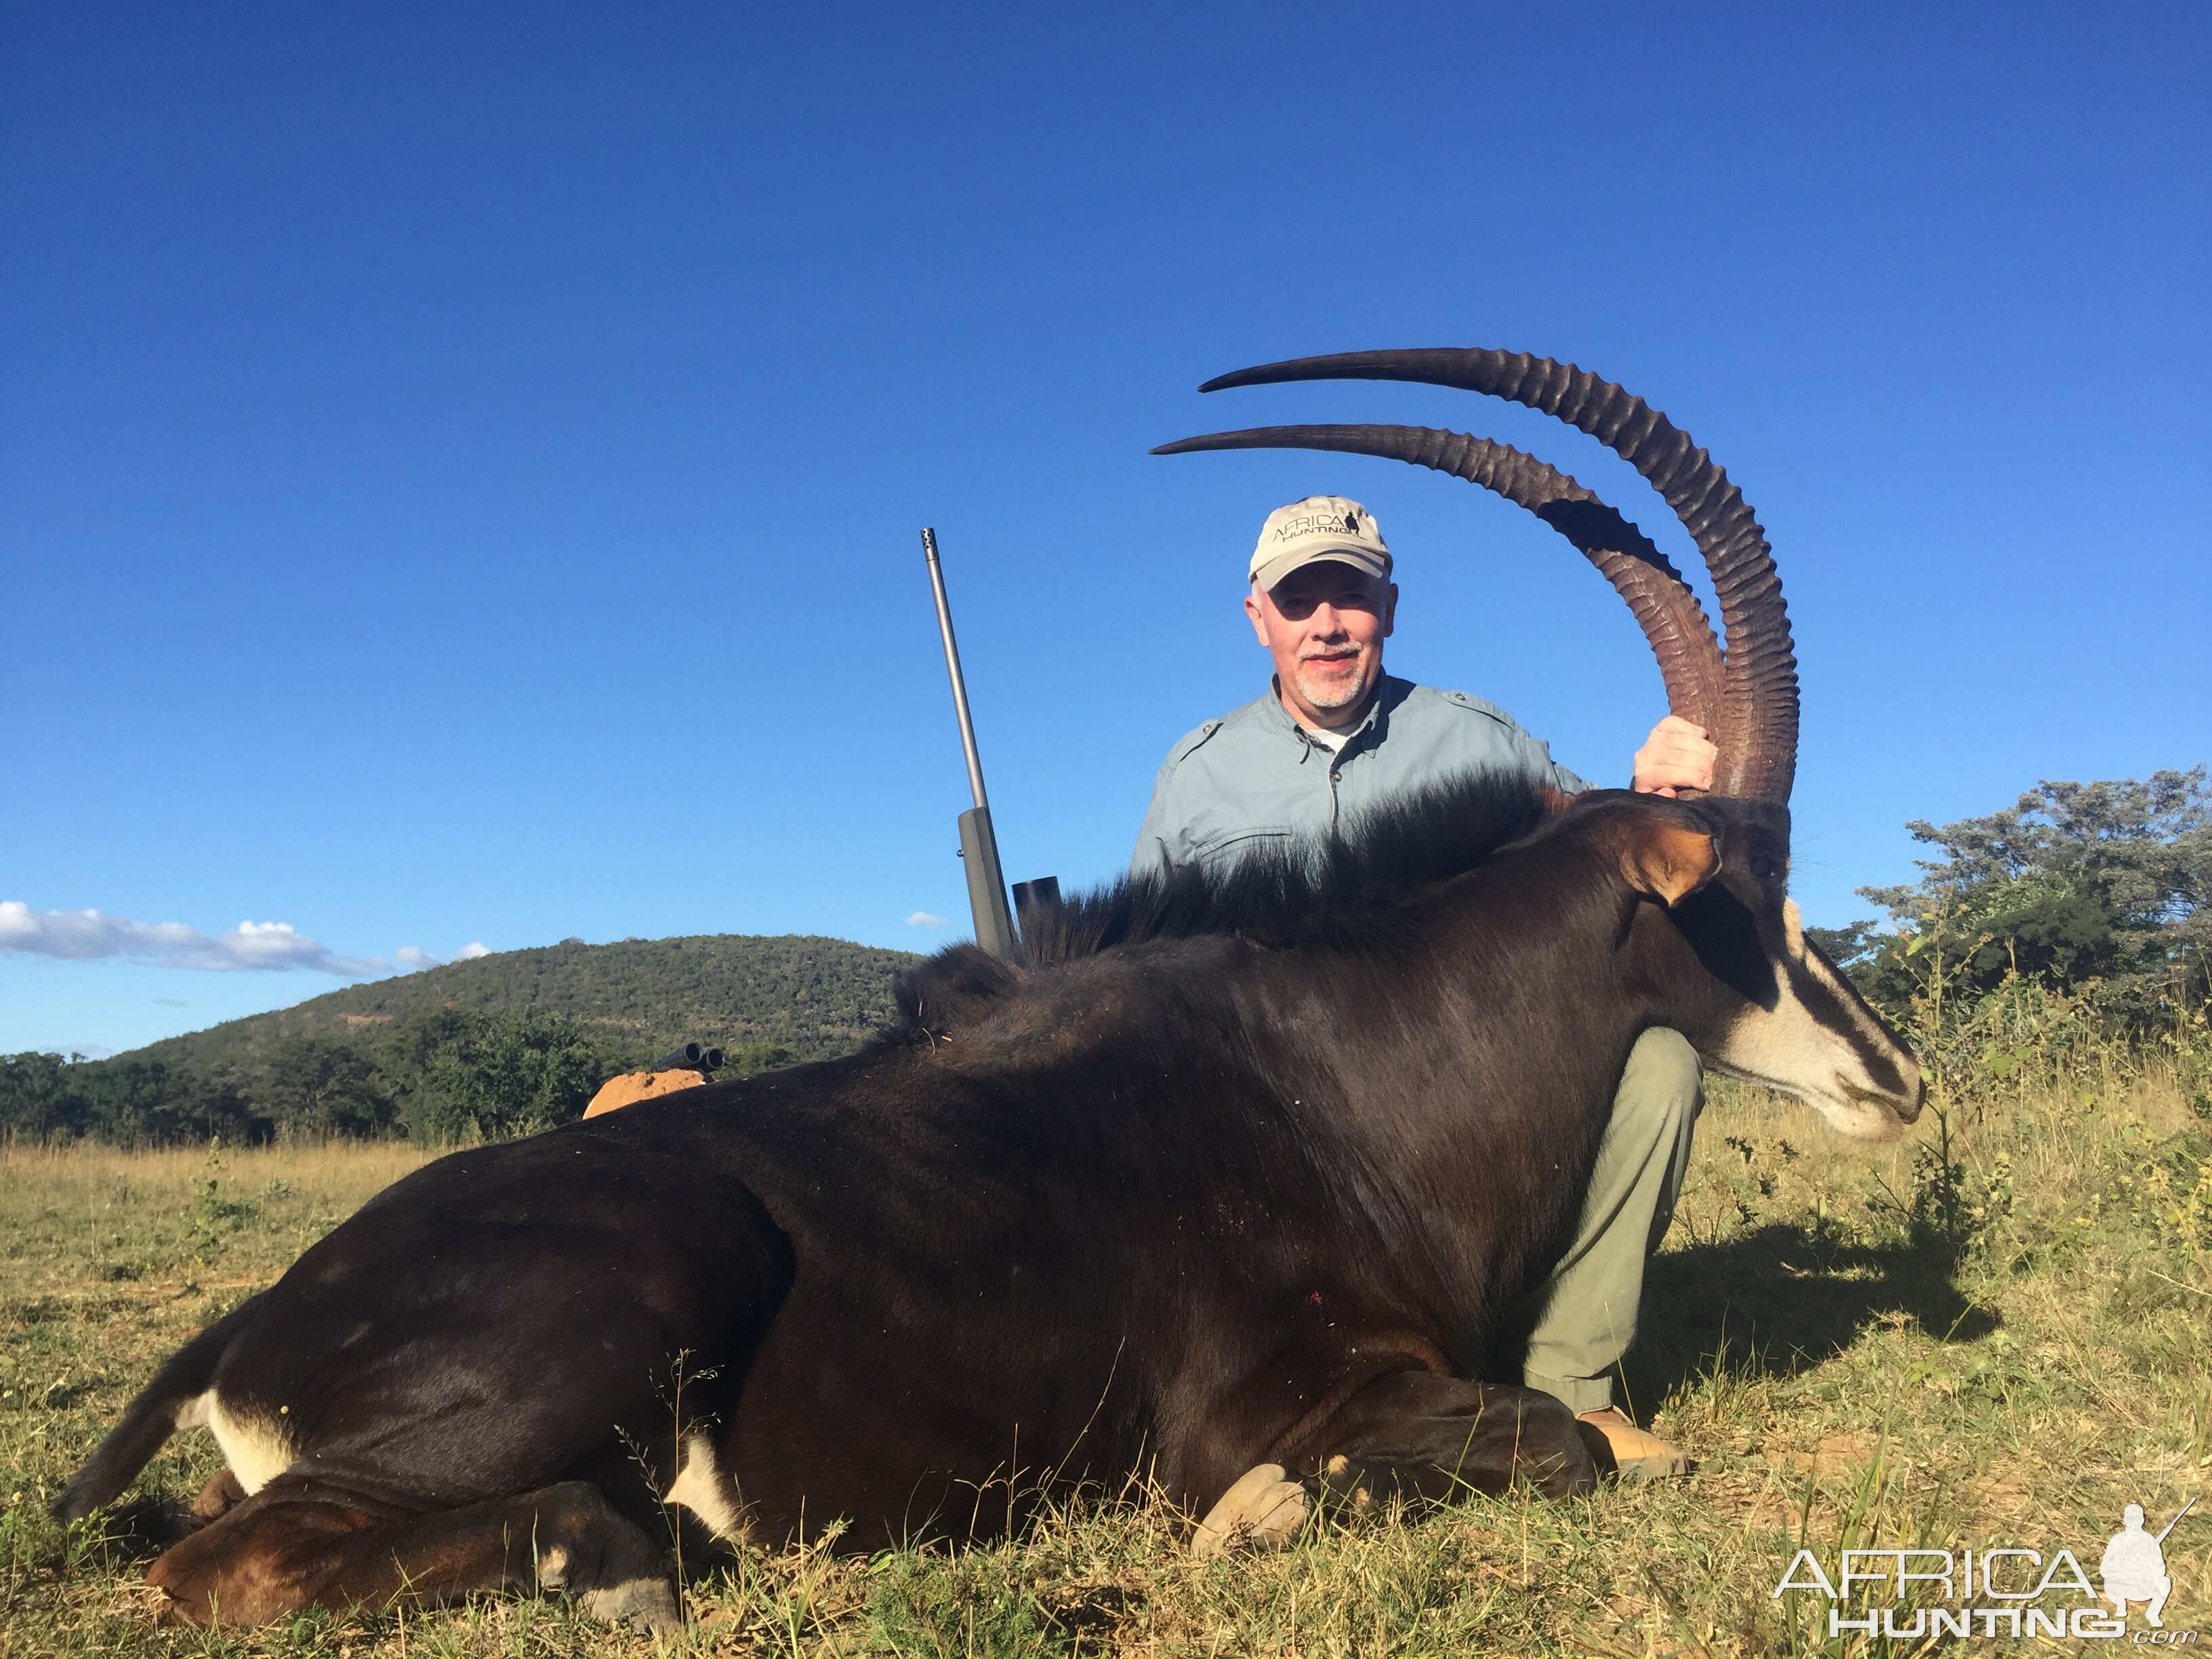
top-left (1245, 561), bottom-right (1397, 729)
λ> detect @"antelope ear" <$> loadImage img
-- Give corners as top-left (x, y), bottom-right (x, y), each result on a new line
top-left (1620, 817), bottom-right (1721, 905)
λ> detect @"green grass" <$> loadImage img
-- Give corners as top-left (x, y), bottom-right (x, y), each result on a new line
top-left (3, 1060), bottom-right (2207, 1656)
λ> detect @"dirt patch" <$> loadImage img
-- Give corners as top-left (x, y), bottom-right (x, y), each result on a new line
top-left (1776, 1431), bottom-right (1882, 1478)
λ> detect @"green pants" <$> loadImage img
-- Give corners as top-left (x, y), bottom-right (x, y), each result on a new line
top-left (1518, 1028), bottom-right (1703, 1414)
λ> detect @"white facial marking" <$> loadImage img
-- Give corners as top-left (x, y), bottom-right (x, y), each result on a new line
top-left (1706, 896), bottom-right (1921, 1141)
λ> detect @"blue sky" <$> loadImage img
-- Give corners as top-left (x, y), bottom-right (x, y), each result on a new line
top-left (4, 3), bottom-right (2207, 1057)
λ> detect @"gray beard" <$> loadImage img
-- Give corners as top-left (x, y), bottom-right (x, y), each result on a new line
top-left (1292, 658), bottom-right (1369, 715)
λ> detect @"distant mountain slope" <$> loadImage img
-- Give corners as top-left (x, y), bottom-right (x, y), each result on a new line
top-left (127, 933), bottom-right (923, 1073)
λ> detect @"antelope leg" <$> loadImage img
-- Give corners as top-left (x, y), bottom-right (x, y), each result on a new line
top-left (1294, 1370), bottom-right (1601, 1505)
top-left (144, 1474), bottom-right (678, 1633)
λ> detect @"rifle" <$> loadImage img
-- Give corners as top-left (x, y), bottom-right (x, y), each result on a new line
top-left (919, 529), bottom-right (1057, 958)
top-left (2156, 1496), bottom-right (2196, 1545)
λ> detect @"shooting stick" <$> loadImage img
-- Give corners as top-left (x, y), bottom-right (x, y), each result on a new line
top-left (920, 528), bottom-right (1018, 958)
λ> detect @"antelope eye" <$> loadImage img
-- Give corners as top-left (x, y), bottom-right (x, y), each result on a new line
top-left (1750, 854), bottom-right (1780, 880)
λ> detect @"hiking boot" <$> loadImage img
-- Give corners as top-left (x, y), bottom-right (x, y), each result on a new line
top-left (1577, 1407), bottom-right (1689, 1481)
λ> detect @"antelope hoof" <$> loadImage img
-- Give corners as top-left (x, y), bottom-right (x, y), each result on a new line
top-left (540, 1531), bottom-right (682, 1635)
top-left (1192, 1462), bottom-right (1311, 1557)
top-left (577, 1576), bottom-right (682, 1635)
top-left (190, 1469), bottom-right (246, 1522)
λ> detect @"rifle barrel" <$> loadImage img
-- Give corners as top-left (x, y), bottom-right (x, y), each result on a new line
top-left (920, 528), bottom-right (1017, 958)
top-left (2156, 1496), bottom-right (2196, 1544)
top-left (921, 528), bottom-right (990, 812)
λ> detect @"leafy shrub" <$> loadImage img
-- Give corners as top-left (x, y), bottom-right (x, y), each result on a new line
top-left (407, 1012), bottom-right (609, 1143)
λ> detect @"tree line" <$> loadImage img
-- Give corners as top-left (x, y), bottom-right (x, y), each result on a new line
top-left (1808, 766), bottom-right (2208, 1031)
top-left (0, 1008), bottom-right (800, 1147)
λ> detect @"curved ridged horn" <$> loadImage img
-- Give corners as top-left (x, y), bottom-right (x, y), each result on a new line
top-left (1180, 349), bottom-right (1797, 801)
top-left (1150, 424), bottom-right (1726, 748)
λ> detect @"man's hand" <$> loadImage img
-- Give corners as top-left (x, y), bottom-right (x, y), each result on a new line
top-left (1633, 714), bottom-right (1717, 798)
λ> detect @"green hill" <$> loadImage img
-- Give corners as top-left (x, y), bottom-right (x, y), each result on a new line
top-left (131, 933), bottom-right (920, 1075)
top-left (1, 933), bottom-right (922, 1145)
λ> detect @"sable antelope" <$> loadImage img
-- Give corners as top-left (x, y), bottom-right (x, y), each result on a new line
top-left (56, 350), bottom-right (1921, 1631)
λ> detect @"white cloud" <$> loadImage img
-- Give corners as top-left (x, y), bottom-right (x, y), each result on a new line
top-left (394, 941), bottom-right (495, 972)
top-left (0, 901), bottom-right (383, 977)
top-left (904, 911), bottom-right (949, 930)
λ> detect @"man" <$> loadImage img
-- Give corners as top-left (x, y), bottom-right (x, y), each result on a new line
top-left (2101, 1504), bottom-right (2173, 1627)
top-left (1134, 495), bottom-right (1717, 1477)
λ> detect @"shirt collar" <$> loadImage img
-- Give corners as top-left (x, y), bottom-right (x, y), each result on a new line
top-left (1261, 674), bottom-right (1407, 753)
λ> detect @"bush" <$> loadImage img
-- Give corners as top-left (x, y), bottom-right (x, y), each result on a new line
top-left (406, 1012), bottom-right (610, 1143)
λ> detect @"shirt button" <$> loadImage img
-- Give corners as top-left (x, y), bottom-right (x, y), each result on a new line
top-left (1330, 771), bottom-right (1343, 782)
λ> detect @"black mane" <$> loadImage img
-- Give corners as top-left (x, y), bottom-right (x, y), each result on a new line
top-left (894, 771), bottom-right (1564, 1036)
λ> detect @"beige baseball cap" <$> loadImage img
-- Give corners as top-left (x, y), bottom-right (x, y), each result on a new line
top-left (1249, 495), bottom-right (1391, 591)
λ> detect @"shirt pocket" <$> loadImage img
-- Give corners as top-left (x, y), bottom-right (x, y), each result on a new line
top-left (1190, 824), bottom-right (1296, 869)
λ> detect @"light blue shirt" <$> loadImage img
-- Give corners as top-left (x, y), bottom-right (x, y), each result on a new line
top-left (1132, 674), bottom-right (1592, 876)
